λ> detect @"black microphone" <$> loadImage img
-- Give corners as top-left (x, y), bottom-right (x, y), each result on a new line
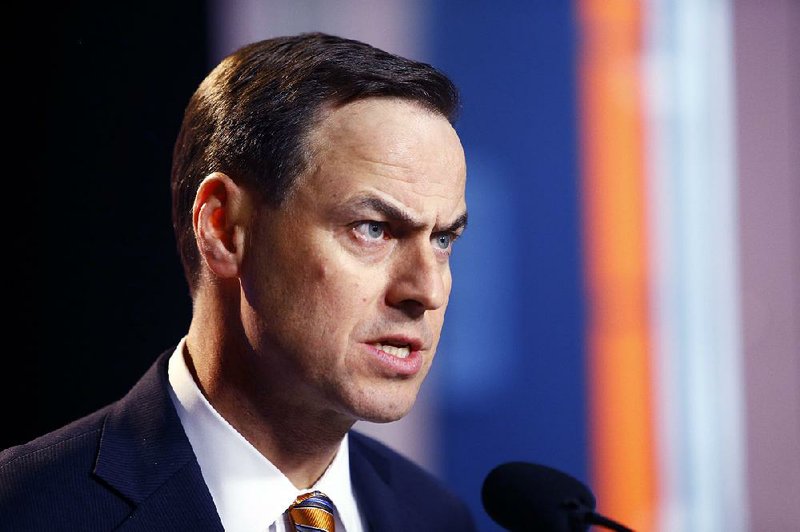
top-left (481, 462), bottom-right (634, 531)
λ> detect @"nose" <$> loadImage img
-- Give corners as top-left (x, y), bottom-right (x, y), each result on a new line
top-left (386, 241), bottom-right (448, 317)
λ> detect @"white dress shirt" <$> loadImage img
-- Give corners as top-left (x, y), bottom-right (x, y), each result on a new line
top-left (167, 338), bottom-right (365, 532)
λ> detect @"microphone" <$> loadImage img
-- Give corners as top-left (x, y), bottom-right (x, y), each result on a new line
top-left (481, 462), bottom-right (633, 531)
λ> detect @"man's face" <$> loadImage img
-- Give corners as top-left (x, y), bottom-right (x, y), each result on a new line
top-left (239, 98), bottom-right (467, 424)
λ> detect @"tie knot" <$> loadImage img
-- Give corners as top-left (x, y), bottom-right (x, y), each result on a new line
top-left (288, 490), bottom-right (335, 532)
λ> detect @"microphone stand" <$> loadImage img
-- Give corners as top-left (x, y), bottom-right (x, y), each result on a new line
top-left (564, 499), bottom-right (634, 532)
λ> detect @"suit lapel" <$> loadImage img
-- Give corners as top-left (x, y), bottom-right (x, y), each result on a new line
top-left (349, 433), bottom-right (429, 532)
top-left (93, 350), bottom-right (223, 530)
top-left (114, 459), bottom-right (223, 530)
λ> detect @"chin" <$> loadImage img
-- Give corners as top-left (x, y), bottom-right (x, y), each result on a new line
top-left (345, 388), bottom-right (419, 424)
top-left (357, 408), bottom-right (410, 424)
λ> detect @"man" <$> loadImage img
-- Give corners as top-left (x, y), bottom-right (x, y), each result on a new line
top-left (0, 33), bottom-right (474, 531)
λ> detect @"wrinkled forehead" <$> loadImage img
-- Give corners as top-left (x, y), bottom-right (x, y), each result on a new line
top-left (305, 98), bottom-right (467, 216)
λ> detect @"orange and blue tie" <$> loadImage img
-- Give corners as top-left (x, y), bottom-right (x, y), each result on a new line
top-left (288, 491), bottom-right (336, 532)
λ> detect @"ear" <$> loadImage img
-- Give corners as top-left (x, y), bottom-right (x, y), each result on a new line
top-left (192, 172), bottom-right (251, 280)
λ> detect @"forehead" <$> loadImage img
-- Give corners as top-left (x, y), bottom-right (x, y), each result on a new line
top-left (302, 98), bottom-right (467, 217)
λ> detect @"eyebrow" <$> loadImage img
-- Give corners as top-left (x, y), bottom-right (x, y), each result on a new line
top-left (351, 195), bottom-right (468, 234)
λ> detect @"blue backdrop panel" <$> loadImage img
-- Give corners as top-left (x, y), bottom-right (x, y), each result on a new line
top-left (427, 3), bottom-right (588, 529)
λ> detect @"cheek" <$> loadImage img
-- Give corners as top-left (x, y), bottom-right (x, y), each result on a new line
top-left (429, 308), bottom-right (447, 336)
top-left (314, 255), bottom-right (384, 306)
top-left (443, 267), bottom-right (453, 294)
top-left (320, 278), bottom-right (381, 321)
top-left (296, 272), bottom-right (363, 345)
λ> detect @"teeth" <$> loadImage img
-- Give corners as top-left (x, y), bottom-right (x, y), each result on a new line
top-left (373, 343), bottom-right (411, 359)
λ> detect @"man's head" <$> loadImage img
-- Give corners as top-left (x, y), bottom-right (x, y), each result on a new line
top-left (173, 33), bottom-right (467, 425)
top-left (172, 32), bottom-right (460, 293)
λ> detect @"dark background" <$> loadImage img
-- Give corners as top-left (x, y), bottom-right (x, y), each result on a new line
top-left (4, 1), bottom-right (208, 450)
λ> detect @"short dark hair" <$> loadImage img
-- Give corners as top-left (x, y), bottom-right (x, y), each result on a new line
top-left (171, 32), bottom-right (460, 293)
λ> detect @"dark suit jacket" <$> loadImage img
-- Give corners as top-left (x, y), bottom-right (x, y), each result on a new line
top-left (0, 350), bottom-right (476, 531)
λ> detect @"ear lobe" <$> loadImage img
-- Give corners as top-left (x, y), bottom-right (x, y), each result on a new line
top-left (193, 172), bottom-right (250, 280)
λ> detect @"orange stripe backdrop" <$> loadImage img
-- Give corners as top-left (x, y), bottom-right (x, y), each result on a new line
top-left (577, 1), bottom-right (657, 530)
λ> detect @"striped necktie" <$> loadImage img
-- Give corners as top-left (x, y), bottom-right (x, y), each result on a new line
top-left (288, 490), bottom-right (336, 532)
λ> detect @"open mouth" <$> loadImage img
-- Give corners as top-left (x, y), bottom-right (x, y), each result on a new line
top-left (371, 343), bottom-right (411, 359)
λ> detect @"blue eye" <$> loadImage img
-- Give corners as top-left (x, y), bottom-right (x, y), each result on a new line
top-left (355, 221), bottom-right (386, 240)
top-left (433, 233), bottom-right (452, 250)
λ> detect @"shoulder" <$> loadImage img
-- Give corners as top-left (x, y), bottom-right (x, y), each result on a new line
top-left (348, 430), bottom-right (476, 530)
top-left (0, 405), bottom-right (131, 530)
top-left (1, 406), bottom-right (109, 476)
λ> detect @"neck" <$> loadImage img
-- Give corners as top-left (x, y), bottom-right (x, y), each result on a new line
top-left (185, 289), bottom-right (354, 488)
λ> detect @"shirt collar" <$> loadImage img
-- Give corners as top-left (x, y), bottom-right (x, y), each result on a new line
top-left (166, 338), bottom-right (362, 531)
